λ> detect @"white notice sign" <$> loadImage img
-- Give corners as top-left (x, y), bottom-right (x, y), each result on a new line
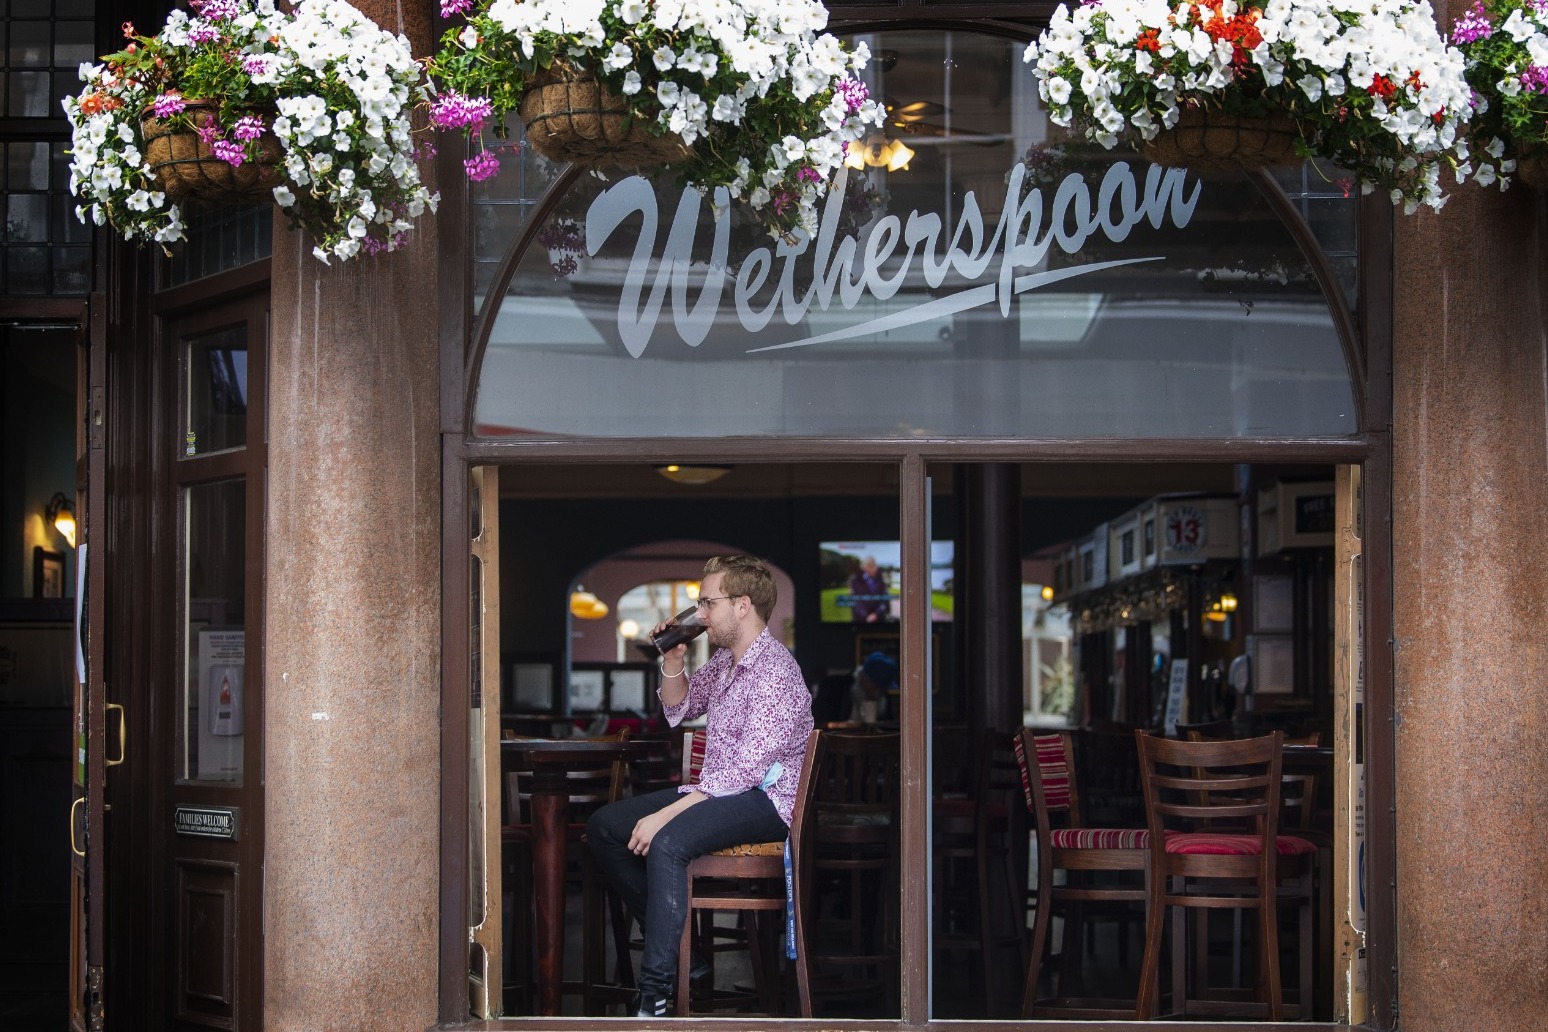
top-left (1164, 658), bottom-right (1189, 737)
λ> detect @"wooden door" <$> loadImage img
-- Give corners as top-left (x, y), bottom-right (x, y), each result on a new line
top-left (152, 295), bottom-right (268, 1031)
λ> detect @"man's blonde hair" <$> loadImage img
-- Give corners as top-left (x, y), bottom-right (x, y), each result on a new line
top-left (703, 555), bottom-right (776, 622)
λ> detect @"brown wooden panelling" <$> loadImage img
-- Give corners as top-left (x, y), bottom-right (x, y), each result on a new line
top-left (174, 857), bottom-right (238, 1027)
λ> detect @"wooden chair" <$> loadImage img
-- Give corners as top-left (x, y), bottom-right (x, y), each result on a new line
top-left (500, 729), bottom-right (630, 1015)
top-left (1133, 730), bottom-right (1317, 1021)
top-left (805, 730), bottom-right (900, 1017)
top-left (932, 728), bottom-right (1028, 1016)
top-left (1015, 728), bottom-right (1152, 1019)
top-left (675, 729), bottom-right (824, 1017)
top-left (1184, 728), bottom-right (1329, 1016)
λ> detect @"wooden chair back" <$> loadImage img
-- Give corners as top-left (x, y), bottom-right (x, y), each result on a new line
top-left (626, 728), bottom-right (682, 796)
top-left (1014, 730), bottom-right (1080, 834)
top-left (1138, 730), bottom-right (1284, 841)
top-left (681, 728), bottom-right (708, 785)
top-left (811, 730), bottom-right (900, 836)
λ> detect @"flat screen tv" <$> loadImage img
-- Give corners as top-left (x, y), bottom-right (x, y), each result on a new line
top-left (819, 540), bottom-right (954, 623)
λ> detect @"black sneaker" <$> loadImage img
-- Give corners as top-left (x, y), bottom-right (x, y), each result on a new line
top-left (633, 991), bottom-right (671, 1018)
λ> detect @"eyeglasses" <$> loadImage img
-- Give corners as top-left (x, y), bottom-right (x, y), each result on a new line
top-left (695, 595), bottom-right (736, 611)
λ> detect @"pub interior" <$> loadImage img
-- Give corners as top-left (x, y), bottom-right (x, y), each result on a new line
top-left (486, 459), bottom-right (1341, 1021)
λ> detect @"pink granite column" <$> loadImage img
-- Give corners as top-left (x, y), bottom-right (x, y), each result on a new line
top-left (262, 1), bottom-right (442, 1029)
top-left (1392, 148), bottom-right (1548, 1028)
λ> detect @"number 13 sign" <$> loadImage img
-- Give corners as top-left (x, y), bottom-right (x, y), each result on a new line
top-left (1166, 504), bottom-right (1207, 555)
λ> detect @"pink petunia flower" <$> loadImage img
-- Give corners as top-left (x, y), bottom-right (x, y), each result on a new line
top-left (430, 91), bottom-right (495, 130)
top-left (465, 150), bottom-right (500, 182)
top-left (152, 92), bottom-right (187, 118)
top-left (1451, 1), bottom-right (1493, 44)
top-left (212, 139), bottom-right (246, 167)
top-left (231, 114), bottom-right (266, 141)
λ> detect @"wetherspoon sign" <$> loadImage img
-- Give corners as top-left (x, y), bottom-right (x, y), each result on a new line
top-left (582, 161), bottom-right (1202, 357)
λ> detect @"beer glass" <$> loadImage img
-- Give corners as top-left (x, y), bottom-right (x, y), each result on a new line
top-left (651, 605), bottom-right (706, 653)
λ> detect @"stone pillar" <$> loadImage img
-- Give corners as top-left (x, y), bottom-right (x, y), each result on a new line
top-left (1391, 174), bottom-right (1548, 1026)
top-left (262, 0), bottom-right (441, 1028)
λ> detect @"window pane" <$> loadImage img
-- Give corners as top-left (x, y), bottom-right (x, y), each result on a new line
top-left (8, 140), bottom-right (50, 189)
top-left (6, 192), bottom-right (47, 240)
top-left (53, 18), bottom-right (92, 68)
top-left (5, 244), bottom-right (46, 292)
top-left (472, 31), bottom-right (1357, 442)
top-left (163, 203), bottom-right (273, 288)
top-left (182, 478), bottom-right (246, 784)
top-left (8, 70), bottom-right (49, 116)
top-left (50, 245), bottom-right (88, 293)
top-left (184, 326), bottom-right (249, 456)
top-left (8, 20), bottom-right (48, 66)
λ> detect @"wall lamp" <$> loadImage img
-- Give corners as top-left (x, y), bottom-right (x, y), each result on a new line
top-left (46, 492), bottom-right (77, 548)
top-left (844, 133), bottom-right (915, 172)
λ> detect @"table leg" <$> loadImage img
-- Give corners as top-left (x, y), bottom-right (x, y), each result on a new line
top-left (530, 776), bottom-right (569, 1016)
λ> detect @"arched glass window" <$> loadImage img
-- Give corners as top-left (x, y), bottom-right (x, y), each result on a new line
top-left (468, 30), bottom-right (1358, 440)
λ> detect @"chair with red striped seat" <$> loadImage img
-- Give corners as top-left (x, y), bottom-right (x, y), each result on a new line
top-left (1015, 728), bottom-right (1154, 1019)
top-left (1133, 730), bottom-right (1318, 1021)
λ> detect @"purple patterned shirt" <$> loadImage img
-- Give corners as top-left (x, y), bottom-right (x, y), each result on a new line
top-left (662, 627), bottom-right (814, 825)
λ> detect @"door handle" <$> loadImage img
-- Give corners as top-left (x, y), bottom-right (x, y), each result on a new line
top-left (70, 797), bottom-right (85, 857)
top-left (105, 703), bottom-right (125, 766)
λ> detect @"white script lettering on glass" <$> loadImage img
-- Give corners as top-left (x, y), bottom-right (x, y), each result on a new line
top-left (583, 162), bottom-right (1202, 357)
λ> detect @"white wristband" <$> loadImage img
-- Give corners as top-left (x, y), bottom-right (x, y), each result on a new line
top-left (660, 659), bottom-right (686, 679)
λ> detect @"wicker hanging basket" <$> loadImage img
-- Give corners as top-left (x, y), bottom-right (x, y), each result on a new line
top-left (1141, 107), bottom-right (1301, 175)
top-left (1514, 150), bottom-right (1548, 191)
top-left (140, 101), bottom-right (284, 203)
top-left (518, 63), bottom-right (691, 171)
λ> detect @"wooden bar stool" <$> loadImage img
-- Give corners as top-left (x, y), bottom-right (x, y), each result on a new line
top-left (806, 730), bottom-right (900, 1017)
top-left (932, 728), bottom-right (1028, 1015)
top-left (674, 729), bottom-right (824, 1017)
top-left (1134, 730), bottom-right (1317, 1021)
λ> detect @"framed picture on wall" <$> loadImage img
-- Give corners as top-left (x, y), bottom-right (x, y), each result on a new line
top-left (33, 548), bottom-right (65, 599)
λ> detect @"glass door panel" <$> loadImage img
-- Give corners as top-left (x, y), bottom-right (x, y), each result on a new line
top-left (181, 477), bottom-right (246, 784)
top-left (183, 327), bottom-right (248, 457)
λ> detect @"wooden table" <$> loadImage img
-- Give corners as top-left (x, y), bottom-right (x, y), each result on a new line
top-left (501, 737), bottom-right (643, 1016)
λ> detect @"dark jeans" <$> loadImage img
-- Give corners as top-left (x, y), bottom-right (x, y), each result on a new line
top-left (586, 787), bottom-right (786, 995)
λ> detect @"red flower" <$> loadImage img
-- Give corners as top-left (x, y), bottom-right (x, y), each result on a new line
top-left (1367, 74), bottom-right (1396, 99)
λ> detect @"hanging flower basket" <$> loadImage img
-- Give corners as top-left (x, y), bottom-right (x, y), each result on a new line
top-left (518, 63), bottom-right (691, 171)
top-left (140, 101), bottom-right (283, 203)
top-left (1514, 151), bottom-right (1548, 191)
top-left (1024, 0), bottom-right (1475, 212)
top-left (64, 0), bottom-right (438, 263)
top-left (1451, 0), bottom-right (1548, 191)
top-left (426, 0), bottom-right (882, 239)
top-left (1140, 107), bottom-right (1301, 176)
